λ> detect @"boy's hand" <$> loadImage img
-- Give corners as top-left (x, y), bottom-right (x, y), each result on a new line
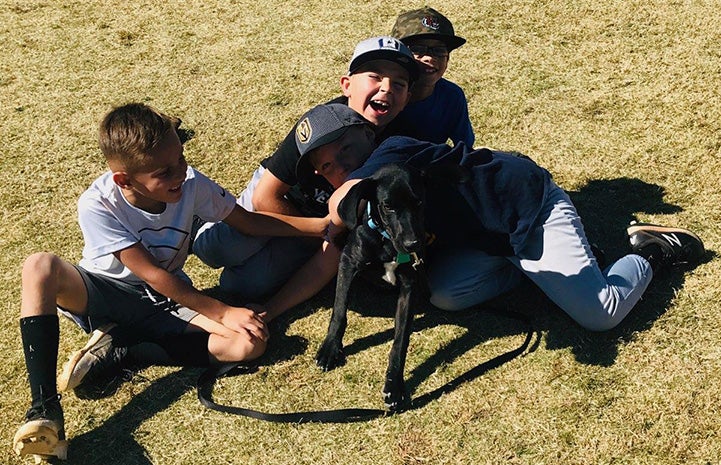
top-left (315, 215), bottom-right (331, 238)
top-left (326, 219), bottom-right (347, 244)
top-left (221, 306), bottom-right (269, 342)
top-left (245, 303), bottom-right (271, 322)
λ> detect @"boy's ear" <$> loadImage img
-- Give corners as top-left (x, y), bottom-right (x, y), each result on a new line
top-left (340, 75), bottom-right (352, 97)
top-left (112, 171), bottom-right (132, 189)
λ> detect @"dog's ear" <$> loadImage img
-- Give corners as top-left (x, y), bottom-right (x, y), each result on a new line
top-left (421, 163), bottom-right (472, 185)
top-left (338, 178), bottom-right (377, 227)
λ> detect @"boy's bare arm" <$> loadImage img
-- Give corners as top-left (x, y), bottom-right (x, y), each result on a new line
top-left (114, 243), bottom-right (268, 340)
top-left (251, 170), bottom-right (301, 215)
top-left (245, 180), bottom-right (361, 320)
top-left (257, 187), bottom-right (355, 321)
top-left (223, 204), bottom-right (328, 238)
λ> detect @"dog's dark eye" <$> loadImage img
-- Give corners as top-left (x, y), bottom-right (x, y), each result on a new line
top-left (380, 203), bottom-right (395, 213)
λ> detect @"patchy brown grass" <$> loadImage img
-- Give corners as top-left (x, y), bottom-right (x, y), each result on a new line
top-left (2, 0), bottom-right (720, 464)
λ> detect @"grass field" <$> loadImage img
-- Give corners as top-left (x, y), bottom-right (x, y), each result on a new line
top-left (2, 1), bottom-right (721, 464)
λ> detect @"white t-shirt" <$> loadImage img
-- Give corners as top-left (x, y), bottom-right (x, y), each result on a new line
top-left (78, 166), bottom-right (236, 283)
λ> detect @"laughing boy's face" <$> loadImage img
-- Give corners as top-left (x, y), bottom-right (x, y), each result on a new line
top-left (341, 59), bottom-right (411, 130)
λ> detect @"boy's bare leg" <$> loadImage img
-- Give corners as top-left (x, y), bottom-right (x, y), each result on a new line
top-left (20, 252), bottom-right (88, 318)
top-left (14, 253), bottom-right (88, 462)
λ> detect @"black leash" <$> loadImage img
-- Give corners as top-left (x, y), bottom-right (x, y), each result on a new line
top-left (197, 308), bottom-right (534, 424)
top-left (197, 363), bottom-right (388, 423)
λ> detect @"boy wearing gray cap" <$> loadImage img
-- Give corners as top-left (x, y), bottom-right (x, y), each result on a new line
top-left (391, 7), bottom-right (475, 147)
top-left (192, 36), bottom-right (416, 301)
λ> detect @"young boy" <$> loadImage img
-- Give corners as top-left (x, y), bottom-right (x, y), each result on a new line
top-left (191, 36), bottom-right (417, 300)
top-left (390, 7), bottom-right (475, 147)
top-left (12, 103), bottom-right (328, 462)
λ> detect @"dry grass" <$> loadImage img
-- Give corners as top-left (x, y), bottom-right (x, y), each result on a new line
top-left (2, 0), bottom-right (721, 464)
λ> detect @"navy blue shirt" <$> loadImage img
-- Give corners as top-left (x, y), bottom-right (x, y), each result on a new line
top-left (348, 136), bottom-right (552, 256)
top-left (393, 78), bottom-right (475, 147)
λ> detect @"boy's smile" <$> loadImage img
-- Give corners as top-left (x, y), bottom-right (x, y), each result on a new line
top-left (113, 129), bottom-right (188, 213)
top-left (407, 39), bottom-right (449, 90)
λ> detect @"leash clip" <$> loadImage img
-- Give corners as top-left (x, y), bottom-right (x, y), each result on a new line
top-left (410, 252), bottom-right (424, 270)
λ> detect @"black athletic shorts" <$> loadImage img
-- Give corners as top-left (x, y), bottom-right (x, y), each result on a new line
top-left (59, 265), bottom-right (198, 344)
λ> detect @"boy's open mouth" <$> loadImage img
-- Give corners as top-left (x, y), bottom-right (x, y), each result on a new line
top-left (370, 100), bottom-right (390, 113)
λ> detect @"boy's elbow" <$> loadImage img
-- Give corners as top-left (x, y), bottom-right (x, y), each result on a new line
top-left (251, 192), bottom-right (285, 213)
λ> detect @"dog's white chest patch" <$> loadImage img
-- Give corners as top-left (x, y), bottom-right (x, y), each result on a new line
top-left (382, 253), bottom-right (423, 285)
top-left (383, 261), bottom-right (399, 285)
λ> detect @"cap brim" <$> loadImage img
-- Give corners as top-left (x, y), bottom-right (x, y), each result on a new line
top-left (401, 34), bottom-right (466, 51)
top-left (349, 50), bottom-right (419, 83)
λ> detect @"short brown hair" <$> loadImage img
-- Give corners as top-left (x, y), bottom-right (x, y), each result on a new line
top-left (98, 102), bottom-right (180, 171)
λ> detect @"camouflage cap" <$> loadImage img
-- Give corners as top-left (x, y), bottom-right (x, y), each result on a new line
top-left (391, 7), bottom-right (466, 51)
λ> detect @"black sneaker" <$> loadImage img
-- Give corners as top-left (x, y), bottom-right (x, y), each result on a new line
top-left (57, 325), bottom-right (133, 400)
top-left (627, 221), bottom-right (705, 268)
top-left (13, 394), bottom-right (68, 461)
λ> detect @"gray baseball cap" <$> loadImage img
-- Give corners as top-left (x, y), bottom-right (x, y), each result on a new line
top-left (295, 103), bottom-right (372, 180)
top-left (348, 36), bottom-right (419, 83)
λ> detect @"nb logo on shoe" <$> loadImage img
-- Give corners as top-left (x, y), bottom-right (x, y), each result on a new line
top-left (662, 233), bottom-right (682, 247)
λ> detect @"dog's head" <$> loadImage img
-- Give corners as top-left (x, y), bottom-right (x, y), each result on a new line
top-left (338, 164), bottom-right (426, 255)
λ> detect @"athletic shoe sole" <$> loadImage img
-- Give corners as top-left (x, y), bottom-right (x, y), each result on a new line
top-left (57, 323), bottom-right (116, 392)
top-left (626, 222), bottom-right (703, 245)
top-left (13, 419), bottom-right (68, 462)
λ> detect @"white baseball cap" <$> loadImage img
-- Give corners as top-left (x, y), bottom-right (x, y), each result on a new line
top-left (348, 36), bottom-right (419, 83)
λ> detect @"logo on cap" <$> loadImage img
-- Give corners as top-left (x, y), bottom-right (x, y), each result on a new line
top-left (380, 37), bottom-right (401, 50)
top-left (421, 15), bottom-right (441, 31)
top-left (296, 118), bottom-right (312, 144)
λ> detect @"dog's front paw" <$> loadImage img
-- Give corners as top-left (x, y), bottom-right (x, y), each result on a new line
top-left (382, 378), bottom-right (408, 412)
top-left (315, 338), bottom-right (345, 371)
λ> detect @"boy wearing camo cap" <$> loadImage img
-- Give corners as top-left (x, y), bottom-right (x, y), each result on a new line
top-left (391, 7), bottom-right (475, 147)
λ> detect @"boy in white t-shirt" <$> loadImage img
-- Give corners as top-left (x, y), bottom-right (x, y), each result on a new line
top-left (12, 103), bottom-right (328, 462)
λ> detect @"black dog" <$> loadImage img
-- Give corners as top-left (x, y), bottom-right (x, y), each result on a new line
top-left (315, 163), bottom-right (434, 411)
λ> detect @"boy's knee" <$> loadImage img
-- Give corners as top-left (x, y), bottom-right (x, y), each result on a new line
top-left (22, 252), bottom-right (61, 281)
top-left (573, 314), bottom-right (619, 332)
top-left (429, 290), bottom-right (469, 312)
top-left (210, 333), bottom-right (267, 364)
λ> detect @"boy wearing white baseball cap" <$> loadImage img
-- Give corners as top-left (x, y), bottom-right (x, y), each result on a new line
top-left (192, 37), bottom-right (417, 303)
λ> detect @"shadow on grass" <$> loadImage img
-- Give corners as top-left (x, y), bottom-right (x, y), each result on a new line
top-left (65, 177), bottom-right (714, 447)
top-left (556, 177), bottom-right (714, 365)
top-left (68, 368), bottom-right (200, 465)
top-left (284, 176), bottom-right (715, 399)
top-left (225, 176), bottom-right (715, 406)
